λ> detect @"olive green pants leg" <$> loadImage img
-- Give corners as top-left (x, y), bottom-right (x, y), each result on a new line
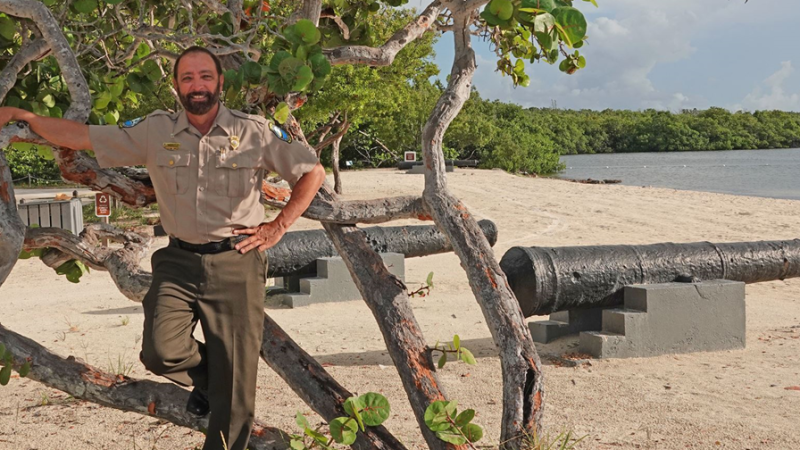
top-left (198, 248), bottom-right (266, 450)
top-left (141, 247), bottom-right (209, 389)
top-left (140, 246), bottom-right (266, 450)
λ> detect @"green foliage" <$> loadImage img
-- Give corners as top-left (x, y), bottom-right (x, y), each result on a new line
top-left (424, 400), bottom-right (483, 445)
top-left (522, 429), bottom-right (587, 450)
top-left (483, 0), bottom-right (597, 86)
top-left (432, 334), bottom-right (477, 369)
top-left (0, 342), bottom-right (32, 387)
top-left (55, 260), bottom-right (90, 284)
top-left (408, 271), bottom-right (435, 298)
top-left (289, 392), bottom-right (391, 449)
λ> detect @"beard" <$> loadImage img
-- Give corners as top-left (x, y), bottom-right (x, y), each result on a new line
top-left (178, 85), bottom-right (221, 115)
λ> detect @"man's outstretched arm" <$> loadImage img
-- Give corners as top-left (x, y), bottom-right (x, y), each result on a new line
top-left (233, 162), bottom-right (326, 254)
top-left (0, 106), bottom-right (92, 151)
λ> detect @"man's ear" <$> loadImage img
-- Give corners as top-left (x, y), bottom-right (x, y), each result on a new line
top-left (172, 77), bottom-right (178, 92)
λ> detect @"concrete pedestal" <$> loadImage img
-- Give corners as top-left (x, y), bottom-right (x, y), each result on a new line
top-left (580, 280), bottom-right (746, 358)
top-left (528, 307), bottom-right (608, 343)
top-left (267, 253), bottom-right (405, 308)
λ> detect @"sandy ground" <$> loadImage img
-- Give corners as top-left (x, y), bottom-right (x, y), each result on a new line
top-left (1, 168), bottom-right (799, 450)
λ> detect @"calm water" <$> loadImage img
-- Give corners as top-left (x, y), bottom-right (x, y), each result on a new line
top-left (559, 148), bottom-right (800, 200)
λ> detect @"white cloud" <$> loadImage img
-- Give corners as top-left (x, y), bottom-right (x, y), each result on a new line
top-left (469, 0), bottom-right (784, 110)
top-left (739, 61), bottom-right (800, 111)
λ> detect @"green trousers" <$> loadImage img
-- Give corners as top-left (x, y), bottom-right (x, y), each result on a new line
top-left (140, 244), bottom-right (266, 450)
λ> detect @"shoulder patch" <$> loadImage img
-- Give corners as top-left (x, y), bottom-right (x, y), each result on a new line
top-left (119, 117), bottom-right (145, 129)
top-left (268, 120), bottom-right (293, 144)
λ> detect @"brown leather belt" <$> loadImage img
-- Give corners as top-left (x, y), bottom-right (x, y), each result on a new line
top-left (169, 235), bottom-right (248, 255)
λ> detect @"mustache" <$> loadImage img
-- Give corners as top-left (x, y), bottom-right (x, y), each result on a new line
top-left (186, 91), bottom-right (212, 99)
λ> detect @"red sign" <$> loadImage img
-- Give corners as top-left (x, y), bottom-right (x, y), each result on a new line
top-left (404, 151), bottom-right (417, 162)
top-left (95, 193), bottom-right (111, 217)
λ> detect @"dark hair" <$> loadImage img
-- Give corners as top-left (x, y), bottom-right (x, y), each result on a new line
top-left (173, 46), bottom-right (223, 79)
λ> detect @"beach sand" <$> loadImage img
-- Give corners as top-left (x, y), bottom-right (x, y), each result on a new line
top-left (1, 168), bottom-right (799, 449)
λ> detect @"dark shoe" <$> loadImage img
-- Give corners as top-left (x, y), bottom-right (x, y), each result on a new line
top-left (186, 387), bottom-right (210, 416)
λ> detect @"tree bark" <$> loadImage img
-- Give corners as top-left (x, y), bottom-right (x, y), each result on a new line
top-left (261, 315), bottom-right (407, 450)
top-left (0, 323), bottom-right (292, 450)
top-left (332, 132), bottom-right (343, 194)
top-left (23, 224), bottom-right (154, 301)
top-left (0, 153), bottom-right (25, 286)
top-left (319, 184), bottom-right (468, 450)
top-left (419, 6), bottom-right (544, 447)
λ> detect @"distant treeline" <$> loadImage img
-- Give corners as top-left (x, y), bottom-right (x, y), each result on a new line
top-left (439, 92), bottom-right (800, 175)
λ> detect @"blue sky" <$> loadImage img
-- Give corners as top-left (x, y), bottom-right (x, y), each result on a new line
top-left (408, 0), bottom-right (800, 111)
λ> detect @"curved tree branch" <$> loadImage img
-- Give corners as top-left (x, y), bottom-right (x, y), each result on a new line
top-left (262, 181), bottom-right (431, 224)
top-left (324, 1), bottom-right (441, 66)
top-left (0, 0), bottom-right (91, 122)
top-left (0, 38), bottom-right (50, 102)
top-left (0, 153), bottom-right (25, 286)
top-left (420, 6), bottom-right (544, 448)
top-left (0, 323), bottom-right (291, 450)
top-left (318, 184), bottom-right (466, 450)
top-left (23, 224), bottom-right (154, 301)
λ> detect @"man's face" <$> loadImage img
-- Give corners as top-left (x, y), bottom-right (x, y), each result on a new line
top-left (173, 52), bottom-right (224, 115)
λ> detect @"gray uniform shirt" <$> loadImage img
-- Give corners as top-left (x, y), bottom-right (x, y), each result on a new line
top-left (89, 104), bottom-right (318, 244)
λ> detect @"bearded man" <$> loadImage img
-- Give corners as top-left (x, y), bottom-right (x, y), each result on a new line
top-left (0, 46), bottom-right (326, 450)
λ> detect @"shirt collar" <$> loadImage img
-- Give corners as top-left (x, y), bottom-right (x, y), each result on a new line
top-left (173, 102), bottom-right (233, 137)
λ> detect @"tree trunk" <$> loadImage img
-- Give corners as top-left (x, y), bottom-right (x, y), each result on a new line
top-left (319, 185), bottom-right (469, 450)
top-left (0, 153), bottom-right (25, 286)
top-left (332, 132), bottom-right (343, 194)
top-left (260, 315), bottom-right (407, 450)
top-left (419, 11), bottom-right (544, 448)
top-left (0, 323), bottom-right (291, 450)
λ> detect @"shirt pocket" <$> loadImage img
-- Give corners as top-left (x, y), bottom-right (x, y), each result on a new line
top-left (156, 152), bottom-right (192, 195)
top-left (214, 153), bottom-right (258, 197)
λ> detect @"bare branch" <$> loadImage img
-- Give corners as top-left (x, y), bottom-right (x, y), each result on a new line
top-left (0, 323), bottom-right (291, 450)
top-left (196, 0), bottom-right (229, 15)
top-left (0, 38), bottom-right (50, 103)
top-left (262, 181), bottom-right (431, 224)
top-left (318, 185), bottom-right (455, 450)
top-left (324, 1), bottom-right (441, 66)
top-left (313, 120), bottom-right (350, 152)
top-left (288, 0), bottom-right (322, 25)
top-left (0, 0), bottom-right (91, 122)
top-left (24, 224), bottom-right (154, 302)
top-left (0, 153), bottom-right (26, 286)
top-left (320, 12), bottom-right (350, 39)
top-left (419, 8), bottom-right (546, 446)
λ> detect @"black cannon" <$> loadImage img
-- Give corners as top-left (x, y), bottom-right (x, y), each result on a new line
top-left (500, 240), bottom-right (800, 317)
top-left (267, 219), bottom-right (498, 278)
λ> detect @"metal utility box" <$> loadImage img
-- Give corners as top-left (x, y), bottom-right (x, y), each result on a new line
top-left (17, 197), bottom-right (84, 234)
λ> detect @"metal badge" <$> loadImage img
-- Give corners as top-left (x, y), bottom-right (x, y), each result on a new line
top-left (230, 135), bottom-right (240, 150)
top-left (163, 142), bottom-right (181, 151)
top-left (119, 117), bottom-right (144, 129)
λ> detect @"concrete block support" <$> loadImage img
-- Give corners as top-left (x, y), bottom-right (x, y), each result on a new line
top-left (528, 307), bottom-right (608, 343)
top-left (407, 164), bottom-right (454, 174)
top-left (269, 253), bottom-right (405, 308)
top-left (580, 280), bottom-right (746, 358)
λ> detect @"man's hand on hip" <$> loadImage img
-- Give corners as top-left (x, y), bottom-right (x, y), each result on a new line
top-left (233, 221), bottom-right (287, 254)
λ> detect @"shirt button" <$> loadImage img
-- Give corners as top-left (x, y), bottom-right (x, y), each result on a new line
top-left (232, 163), bottom-right (238, 168)
top-left (169, 160), bottom-right (174, 165)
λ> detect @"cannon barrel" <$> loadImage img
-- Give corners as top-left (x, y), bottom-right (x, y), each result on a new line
top-left (500, 240), bottom-right (800, 317)
top-left (267, 219), bottom-right (498, 278)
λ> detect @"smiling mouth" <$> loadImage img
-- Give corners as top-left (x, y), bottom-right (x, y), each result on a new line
top-left (189, 93), bottom-right (210, 101)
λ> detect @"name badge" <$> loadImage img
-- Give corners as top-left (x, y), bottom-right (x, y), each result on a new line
top-left (163, 142), bottom-right (181, 151)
